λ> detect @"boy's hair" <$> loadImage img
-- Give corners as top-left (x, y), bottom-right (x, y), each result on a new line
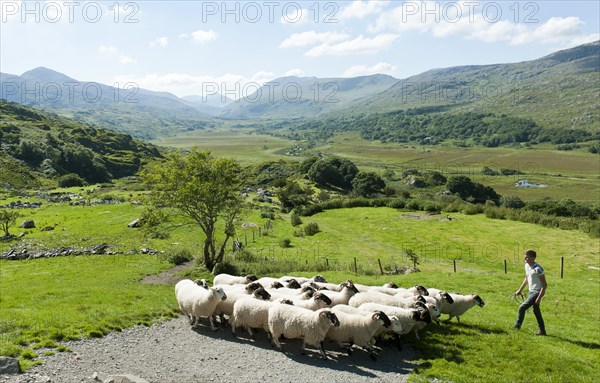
top-left (524, 249), bottom-right (537, 258)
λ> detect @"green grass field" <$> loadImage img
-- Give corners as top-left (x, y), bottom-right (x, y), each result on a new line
top-left (1, 198), bottom-right (598, 380)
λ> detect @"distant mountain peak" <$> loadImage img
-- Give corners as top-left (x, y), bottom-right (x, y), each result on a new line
top-left (20, 67), bottom-right (77, 83)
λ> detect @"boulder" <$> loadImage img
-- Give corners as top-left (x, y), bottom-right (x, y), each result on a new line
top-left (127, 218), bottom-right (144, 228)
top-left (20, 219), bottom-right (35, 229)
top-left (0, 356), bottom-right (20, 374)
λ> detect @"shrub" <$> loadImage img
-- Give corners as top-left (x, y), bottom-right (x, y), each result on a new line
top-left (212, 261), bottom-right (238, 276)
top-left (463, 204), bottom-right (484, 215)
top-left (279, 238), bottom-right (292, 248)
top-left (163, 248), bottom-right (194, 265)
top-left (304, 222), bottom-right (320, 236)
top-left (57, 173), bottom-right (86, 187)
top-left (386, 198), bottom-right (406, 209)
top-left (290, 213), bottom-right (302, 227)
top-left (20, 349), bottom-right (38, 360)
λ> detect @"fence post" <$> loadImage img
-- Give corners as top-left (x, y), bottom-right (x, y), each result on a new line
top-left (326, 258), bottom-right (329, 268)
top-left (378, 258), bottom-right (384, 275)
top-left (354, 257), bottom-right (358, 274)
top-left (453, 259), bottom-right (456, 273)
top-left (258, 227), bottom-right (261, 237)
top-left (504, 259), bottom-right (507, 274)
top-left (560, 256), bottom-right (564, 279)
top-left (244, 235), bottom-right (247, 247)
top-left (252, 230), bottom-right (255, 242)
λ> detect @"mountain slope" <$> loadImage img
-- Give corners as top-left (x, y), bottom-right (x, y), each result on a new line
top-left (0, 100), bottom-right (162, 187)
top-left (0, 68), bottom-right (215, 139)
top-left (363, 40), bottom-right (600, 131)
top-left (220, 74), bottom-right (399, 119)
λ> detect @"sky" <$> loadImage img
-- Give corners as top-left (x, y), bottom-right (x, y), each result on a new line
top-left (1, 0), bottom-right (599, 99)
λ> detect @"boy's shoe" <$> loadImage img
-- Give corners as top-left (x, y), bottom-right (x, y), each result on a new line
top-left (536, 330), bottom-right (547, 336)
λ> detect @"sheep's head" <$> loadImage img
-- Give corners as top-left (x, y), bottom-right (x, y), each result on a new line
top-left (472, 294), bottom-right (485, 307)
top-left (384, 282), bottom-right (398, 289)
top-left (341, 280), bottom-right (359, 294)
top-left (320, 310), bottom-right (340, 327)
top-left (440, 292), bottom-right (454, 304)
top-left (312, 275), bottom-right (327, 283)
top-left (301, 285), bottom-right (316, 297)
top-left (373, 311), bottom-right (392, 328)
top-left (389, 316), bottom-right (403, 334)
top-left (314, 292), bottom-right (332, 306)
top-left (245, 274), bottom-right (258, 283)
top-left (417, 307), bottom-right (432, 324)
top-left (194, 279), bottom-right (209, 289)
top-left (279, 298), bottom-right (294, 305)
top-left (426, 303), bottom-right (441, 320)
top-left (414, 295), bottom-right (427, 304)
top-left (213, 287), bottom-right (227, 301)
top-left (286, 279), bottom-right (301, 289)
top-left (245, 281), bottom-right (263, 293)
top-left (253, 287), bottom-right (271, 300)
top-left (414, 285), bottom-right (429, 296)
top-left (271, 281), bottom-right (284, 289)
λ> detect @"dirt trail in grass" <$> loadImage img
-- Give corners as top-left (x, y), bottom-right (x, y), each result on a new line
top-left (139, 260), bottom-right (195, 285)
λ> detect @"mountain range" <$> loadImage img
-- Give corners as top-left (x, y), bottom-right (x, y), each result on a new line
top-left (1, 41), bottom-right (598, 139)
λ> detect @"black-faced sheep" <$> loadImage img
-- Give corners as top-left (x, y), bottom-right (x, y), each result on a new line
top-left (441, 293), bottom-right (485, 322)
top-left (213, 273), bottom-right (258, 285)
top-left (268, 306), bottom-right (340, 359)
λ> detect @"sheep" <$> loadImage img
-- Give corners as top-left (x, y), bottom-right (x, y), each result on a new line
top-left (440, 293), bottom-right (485, 322)
top-left (306, 281), bottom-right (343, 292)
top-left (348, 291), bottom-right (425, 308)
top-left (291, 292), bottom-right (333, 310)
top-left (358, 302), bottom-right (433, 344)
top-left (213, 273), bottom-right (258, 285)
top-left (281, 275), bottom-right (327, 284)
top-left (383, 282), bottom-right (398, 288)
top-left (268, 305), bottom-right (340, 359)
top-left (394, 285), bottom-right (429, 297)
top-left (326, 307), bottom-right (392, 360)
top-left (194, 279), bottom-right (209, 289)
top-left (320, 280), bottom-right (359, 306)
top-left (213, 282), bottom-right (270, 325)
top-left (230, 294), bottom-right (293, 339)
top-left (175, 279), bottom-right (227, 330)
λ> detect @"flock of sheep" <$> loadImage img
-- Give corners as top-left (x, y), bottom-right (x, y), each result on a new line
top-left (174, 273), bottom-right (485, 360)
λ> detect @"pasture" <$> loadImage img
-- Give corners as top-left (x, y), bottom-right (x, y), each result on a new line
top-left (1, 197), bottom-right (598, 381)
top-left (153, 128), bottom-right (599, 203)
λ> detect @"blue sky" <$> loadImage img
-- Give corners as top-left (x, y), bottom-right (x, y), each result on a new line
top-left (1, 0), bottom-right (599, 99)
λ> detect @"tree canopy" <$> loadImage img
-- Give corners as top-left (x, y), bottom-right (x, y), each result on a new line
top-left (142, 150), bottom-right (245, 271)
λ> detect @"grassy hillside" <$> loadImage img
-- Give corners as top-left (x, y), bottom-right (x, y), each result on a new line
top-left (0, 100), bottom-right (162, 187)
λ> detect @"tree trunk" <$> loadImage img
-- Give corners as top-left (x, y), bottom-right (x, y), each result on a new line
top-left (215, 234), bottom-right (231, 265)
top-left (203, 239), bottom-right (214, 271)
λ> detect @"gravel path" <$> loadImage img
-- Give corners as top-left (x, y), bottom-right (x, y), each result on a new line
top-left (0, 316), bottom-right (417, 383)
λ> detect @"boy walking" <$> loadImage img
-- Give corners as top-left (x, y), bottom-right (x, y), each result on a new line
top-left (514, 249), bottom-right (547, 335)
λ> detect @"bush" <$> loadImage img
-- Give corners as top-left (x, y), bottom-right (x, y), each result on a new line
top-left (20, 349), bottom-right (38, 360)
top-left (163, 248), bottom-right (194, 265)
top-left (290, 213), bottom-right (302, 227)
top-left (304, 222), bottom-right (320, 236)
top-left (212, 261), bottom-right (238, 276)
top-left (279, 238), bottom-right (292, 248)
top-left (57, 173), bottom-right (86, 187)
top-left (463, 204), bottom-right (484, 215)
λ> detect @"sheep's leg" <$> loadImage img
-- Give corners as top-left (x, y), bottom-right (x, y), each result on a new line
top-left (300, 341), bottom-right (307, 355)
top-left (318, 341), bottom-right (329, 360)
top-left (414, 330), bottom-right (421, 341)
top-left (368, 347), bottom-right (379, 361)
top-left (230, 322), bottom-right (237, 337)
top-left (209, 316), bottom-right (217, 331)
top-left (271, 333), bottom-right (282, 349)
top-left (456, 316), bottom-right (461, 323)
top-left (395, 333), bottom-right (402, 351)
top-left (339, 342), bottom-right (353, 356)
top-left (246, 327), bottom-right (254, 338)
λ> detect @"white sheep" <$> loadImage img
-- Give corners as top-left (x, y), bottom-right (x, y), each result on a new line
top-left (348, 291), bottom-right (424, 308)
top-left (213, 273), bottom-right (258, 285)
top-left (291, 292), bottom-right (332, 310)
top-left (441, 293), bottom-right (485, 322)
top-left (213, 283), bottom-right (270, 325)
top-left (320, 281), bottom-right (359, 306)
top-left (174, 279), bottom-right (227, 330)
top-left (326, 307), bottom-right (392, 360)
top-left (268, 305), bottom-right (340, 359)
top-left (358, 302), bottom-right (433, 343)
top-left (230, 295), bottom-right (293, 339)
top-left (394, 285), bottom-right (429, 298)
top-left (281, 275), bottom-right (327, 284)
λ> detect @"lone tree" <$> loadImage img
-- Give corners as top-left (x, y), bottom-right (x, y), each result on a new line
top-left (352, 172), bottom-right (386, 197)
top-left (0, 210), bottom-right (20, 237)
top-left (142, 150), bottom-right (245, 271)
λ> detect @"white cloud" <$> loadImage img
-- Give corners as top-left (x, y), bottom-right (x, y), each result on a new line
top-left (371, 2), bottom-right (596, 48)
top-left (150, 36), bottom-right (169, 48)
top-left (285, 68), bottom-right (305, 77)
top-left (99, 45), bottom-right (118, 55)
top-left (305, 34), bottom-right (399, 56)
top-left (280, 31), bottom-right (350, 48)
top-left (113, 71), bottom-right (279, 99)
top-left (191, 29), bottom-right (218, 44)
top-left (343, 62), bottom-right (397, 77)
top-left (340, 0), bottom-right (388, 20)
top-left (119, 56), bottom-right (136, 64)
